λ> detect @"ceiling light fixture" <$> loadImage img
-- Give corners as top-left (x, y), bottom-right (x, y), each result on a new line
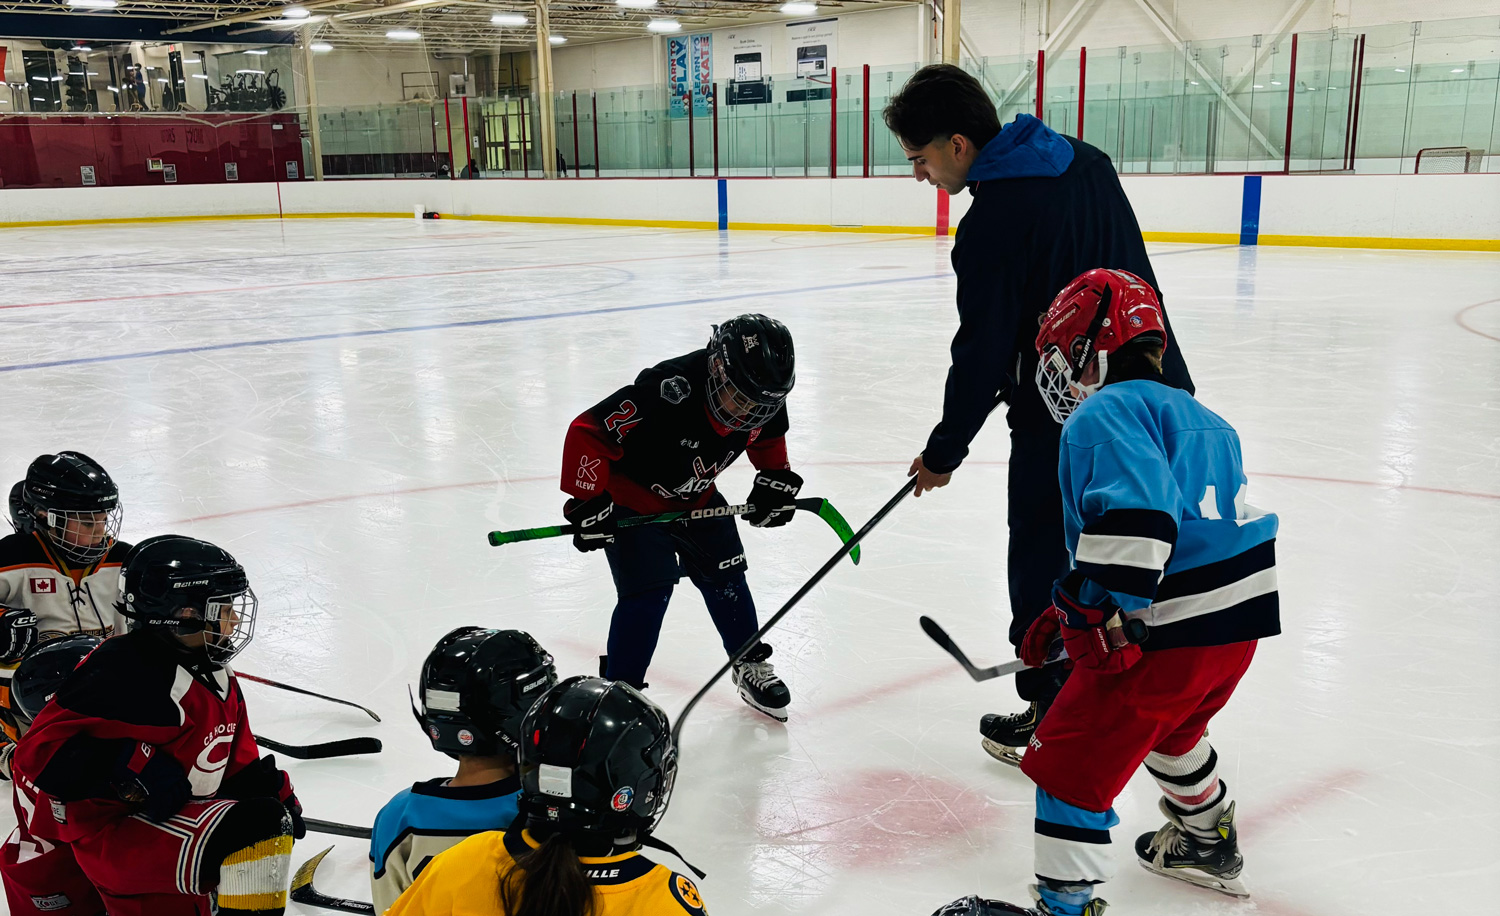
top-left (549, 34), bottom-right (567, 44)
top-left (311, 42), bottom-right (334, 51)
top-left (283, 5), bottom-right (310, 18)
top-left (617, 0), bottom-right (657, 8)
top-left (491, 12), bottom-right (527, 25)
top-left (246, 49), bottom-right (269, 55)
top-left (387, 29), bottom-right (421, 40)
top-left (646, 18), bottom-right (680, 32)
top-left (192, 73), bottom-right (209, 79)
top-left (67, 0), bottom-right (119, 8)
top-left (77, 45), bottom-right (92, 51)
top-left (780, 2), bottom-right (817, 14)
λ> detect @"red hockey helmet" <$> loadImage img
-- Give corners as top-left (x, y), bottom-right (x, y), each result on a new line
top-left (1034, 268), bottom-right (1167, 423)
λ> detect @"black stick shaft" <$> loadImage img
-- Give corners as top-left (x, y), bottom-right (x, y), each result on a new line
top-left (237, 672), bottom-right (382, 723)
top-left (304, 817), bottom-right (373, 840)
top-left (670, 476), bottom-right (917, 747)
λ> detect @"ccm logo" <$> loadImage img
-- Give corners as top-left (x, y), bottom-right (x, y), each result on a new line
top-left (756, 477), bottom-right (797, 493)
top-left (717, 553), bottom-right (746, 570)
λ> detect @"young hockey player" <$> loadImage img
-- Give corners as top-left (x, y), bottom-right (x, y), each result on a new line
top-left (370, 627), bottom-right (558, 914)
top-left (2, 535), bottom-right (305, 916)
top-left (0, 453), bottom-right (132, 760)
top-left (560, 313), bottom-right (802, 721)
top-left (931, 269), bottom-right (1279, 916)
top-left (386, 676), bottom-right (706, 916)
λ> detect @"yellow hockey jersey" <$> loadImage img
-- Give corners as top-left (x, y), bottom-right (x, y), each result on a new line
top-left (384, 827), bottom-right (707, 916)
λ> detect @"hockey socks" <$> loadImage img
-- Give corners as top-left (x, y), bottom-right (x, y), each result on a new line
top-left (207, 799), bottom-right (294, 915)
top-left (1033, 789), bottom-right (1118, 887)
top-left (694, 573), bottom-right (759, 655)
top-left (1143, 739), bottom-right (1228, 842)
top-left (1138, 739), bottom-right (1247, 897)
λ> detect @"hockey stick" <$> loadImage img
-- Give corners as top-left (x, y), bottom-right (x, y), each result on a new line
top-left (236, 672), bottom-right (382, 723)
top-left (291, 847), bottom-right (375, 915)
top-left (671, 477), bottom-right (916, 747)
top-left (918, 616), bottom-right (1029, 682)
top-left (254, 735), bottom-right (382, 760)
top-left (487, 497), bottom-right (861, 565)
top-left (304, 817), bottom-right (373, 840)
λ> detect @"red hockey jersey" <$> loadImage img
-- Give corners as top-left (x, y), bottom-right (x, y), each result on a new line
top-left (12, 629), bottom-right (268, 845)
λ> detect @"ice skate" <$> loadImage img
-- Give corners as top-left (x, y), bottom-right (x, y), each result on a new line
top-left (928, 888), bottom-right (1108, 916)
top-left (1135, 798), bottom-right (1249, 897)
top-left (732, 643), bottom-right (790, 722)
top-left (979, 697), bottom-right (1049, 767)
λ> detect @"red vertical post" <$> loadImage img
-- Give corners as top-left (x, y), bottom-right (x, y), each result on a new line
top-left (1077, 47), bottom-right (1087, 139)
top-left (712, 82), bottom-right (720, 177)
top-left (1348, 34), bottom-right (1367, 171)
top-left (687, 87), bottom-right (696, 177)
top-left (862, 63), bottom-right (870, 178)
top-left (936, 188), bottom-right (950, 236)
top-left (1283, 33), bottom-right (1298, 174)
top-left (592, 92), bottom-right (600, 178)
top-left (1035, 49), bottom-right (1045, 118)
top-left (571, 91), bottom-right (581, 177)
top-left (829, 66), bottom-right (838, 178)
top-left (521, 94), bottom-right (530, 178)
top-left (461, 95), bottom-right (472, 177)
top-left (443, 97), bottom-right (456, 177)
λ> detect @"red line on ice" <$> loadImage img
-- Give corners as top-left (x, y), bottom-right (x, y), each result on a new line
top-left (1455, 297), bottom-right (1500, 343)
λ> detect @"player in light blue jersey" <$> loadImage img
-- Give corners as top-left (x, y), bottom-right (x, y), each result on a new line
top-left (935, 269), bottom-right (1280, 916)
top-left (370, 628), bottom-right (557, 914)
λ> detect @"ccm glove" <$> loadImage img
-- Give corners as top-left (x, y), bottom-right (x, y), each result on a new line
top-left (0, 606), bottom-right (38, 664)
top-left (744, 469), bottom-right (803, 528)
top-left (113, 742), bottom-right (191, 822)
top-left (222, 753), bottom-right (306, 839)
top-left (564, 495), bottom-right (617, 553)
top-left (1049, 571), bottom-right (1145, 674)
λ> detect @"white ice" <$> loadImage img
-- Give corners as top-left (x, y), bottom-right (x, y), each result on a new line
top-left (1, 217), bottom-right (1498, 916)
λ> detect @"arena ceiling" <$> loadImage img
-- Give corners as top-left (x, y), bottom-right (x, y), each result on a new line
top-left (0, 0), bottom-right (922, 51)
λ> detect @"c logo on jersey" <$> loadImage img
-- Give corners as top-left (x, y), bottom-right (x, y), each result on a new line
top-left (189, 735), bottom-right (235, 796)
top-left (671, 874), bottom-right (706, 913)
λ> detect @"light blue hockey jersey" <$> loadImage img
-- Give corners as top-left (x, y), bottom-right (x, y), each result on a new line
top-left (369, 775), bottom-right (521, 914)
top-left (1059, 380), bottom-right (1281, 650)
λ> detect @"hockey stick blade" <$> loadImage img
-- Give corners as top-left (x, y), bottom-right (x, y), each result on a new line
top-left (254, 735), bottom-right (382, 760)
top-left (795, 498), bottom-right (859, 565)
top-left (919, 616), bottom-right (1028, 682)
top-left (304, 817), bottom-right (373, 840)
top-left (291, 847), bottom-right (376, 915)
top-left (237, 672), bottom-right (381, 722)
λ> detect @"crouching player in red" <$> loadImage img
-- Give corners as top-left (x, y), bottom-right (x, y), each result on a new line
top-left (934, 269), bottom-right (1280, 916)
top-left (1, 535), bottom-right (305, 916)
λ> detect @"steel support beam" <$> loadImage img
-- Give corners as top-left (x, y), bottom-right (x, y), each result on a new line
top-left (995, 0), bottom-right (1098, 113)
top-left (534, 0), bottom-right (559, 179)
top-left (301, 23), bottom-right (325, 180)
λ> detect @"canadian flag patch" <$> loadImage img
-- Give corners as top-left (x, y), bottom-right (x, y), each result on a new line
top-left (29, 578), bottom-right (55, 594)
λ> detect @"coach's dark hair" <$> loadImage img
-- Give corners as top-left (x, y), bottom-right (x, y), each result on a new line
top-left (1103, 335), bottom-right (1166, 385)
top-left (499, 832), bottom-right (597, 916)
top-left (883, 63), bottom-right (1002, 149)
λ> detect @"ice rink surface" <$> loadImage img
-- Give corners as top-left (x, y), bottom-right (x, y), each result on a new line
top-left (1, 217), bottom-right (1498, 915)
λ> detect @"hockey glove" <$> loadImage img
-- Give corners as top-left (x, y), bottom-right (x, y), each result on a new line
top-left (1050, 571), bottom-right (1144, 674)
top-left (744, 469), bottom-right (803, 528)
top-left (564, 495), bottom-right (617, 552)
top-left (0, 606), bottom-right (38, 664)
top-left (1019, 610), bottom-right (1062, 669)
top-left (112, 741), bottom-right (191, 822)
top-left (222, 753), bottom-right (306, 838)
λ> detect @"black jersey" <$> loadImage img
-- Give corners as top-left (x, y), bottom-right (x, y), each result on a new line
top-left (561, 350), bottom-right (790, 514)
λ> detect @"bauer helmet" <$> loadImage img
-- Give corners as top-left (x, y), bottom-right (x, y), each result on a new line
top-left (411, 627), bottom-right (557, 759)
top-left (117, 535), bottom-right (257, 667)
top-left (706, 314), bottom-right (795, 431)
top-left (1035, 268), bottom-right (1167, 424)
top-left (18, 452), bottom-right (122, 567)
top-left (517, 676), bottom-right (677, 843)
top-left (12, 634), bottom-right (102, 725)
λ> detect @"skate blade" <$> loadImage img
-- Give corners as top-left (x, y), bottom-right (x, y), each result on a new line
top-left (1137, 859), bottom-right (1250, 898)
top-left (737, 687), bottom-right (789, 722)
top-left (980, 738), bottom-right (1026, 768)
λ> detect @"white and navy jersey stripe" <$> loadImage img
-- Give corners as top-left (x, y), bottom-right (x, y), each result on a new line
top-left (1033, 788), bottom-right (1117, 885)
top-left (1060, 381), bottom-right (1280, 650)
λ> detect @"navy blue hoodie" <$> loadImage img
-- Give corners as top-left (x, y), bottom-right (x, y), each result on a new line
top-left (922, 115), bottom-right (1194, 473)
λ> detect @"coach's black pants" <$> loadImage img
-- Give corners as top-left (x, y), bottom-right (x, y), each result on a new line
top-left (1007, 424), bottom-right (1073, 702)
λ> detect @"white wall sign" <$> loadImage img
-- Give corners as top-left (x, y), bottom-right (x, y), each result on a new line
top-left (786, 18), bottom-right (837, 79)
top-left (725, 32), bottom-right (769, 80)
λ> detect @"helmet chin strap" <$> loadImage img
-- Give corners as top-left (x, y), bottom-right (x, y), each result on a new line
top-left (1070, 284), bottom-right (1114, 385)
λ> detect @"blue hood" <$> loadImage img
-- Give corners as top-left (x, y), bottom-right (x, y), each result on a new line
top-left (967, 113), bottom-right (1075, 182)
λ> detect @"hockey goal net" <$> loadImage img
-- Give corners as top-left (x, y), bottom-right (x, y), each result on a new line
top-left (1414, 147), bottom-right (1485, 174)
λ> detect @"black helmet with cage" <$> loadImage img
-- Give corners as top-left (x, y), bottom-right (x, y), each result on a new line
top-left (116, 535), bottom-right (257, 669)
top-left (17, 452), bottom-right (122, 567)
top-left (706, 314), bottom-right (795, 431)
top-left (516, 676), bottom-right (677, 848)
top-left (411, 627), bottom-right (558, 759)
top-left (11, 634), bottom-right (102, 725)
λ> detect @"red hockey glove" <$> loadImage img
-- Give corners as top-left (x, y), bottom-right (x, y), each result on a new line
top-left (112, 741), bottom-right (190, 822)
top-left (563, 495), bottom-right (616, 553)
top-left (0, 606), bottom-right (38, 664)
top-left (745, 469), bottom-right (803, 528)
top-left (1019, 610), bottom-right (1062, 668)
top-left (1050, 572), bottom-right (1144, 674)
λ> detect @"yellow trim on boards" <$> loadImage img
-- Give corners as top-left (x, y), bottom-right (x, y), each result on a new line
top-left (728, 221), bottom-right (935, 236)
top-left (1257, 233), bottom-right (1500, 252)
top-left (443, 212), bottom-right (717, 230)
top-left (1142, 231), bottom-right (1241, 244)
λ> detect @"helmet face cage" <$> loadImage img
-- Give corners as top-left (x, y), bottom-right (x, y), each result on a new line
top-left (202, 587), bottom-right (257, 666)
top-left (1036, 340), bottom-right (1110, 425)
top-left (40, 505), bottom-right (123, 567)
top-left (706, 352), bottom-right (783, 431)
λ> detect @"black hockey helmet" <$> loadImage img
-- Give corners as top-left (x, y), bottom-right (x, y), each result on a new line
top-left (8, 482), bottom-right (25, 533)
top-left (517, 676), bottom-right (677, 843)
top-left (411, 627), bottom-right (557, 759)
top-left (18, 452), bottom-right (122, 567)
top-left (12, 634), bottom-right (102, 724)
top-left (117, 535), bottom-right (257, 667)
top-left (706, 314), bottom-right (795, 430)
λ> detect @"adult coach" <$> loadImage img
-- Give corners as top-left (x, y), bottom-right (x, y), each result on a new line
top-left (887, 64), bottom-right (1194, 762)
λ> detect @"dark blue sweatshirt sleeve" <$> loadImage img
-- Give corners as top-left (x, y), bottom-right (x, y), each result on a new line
top-left (921, 224), bottom-right (1024, 474)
